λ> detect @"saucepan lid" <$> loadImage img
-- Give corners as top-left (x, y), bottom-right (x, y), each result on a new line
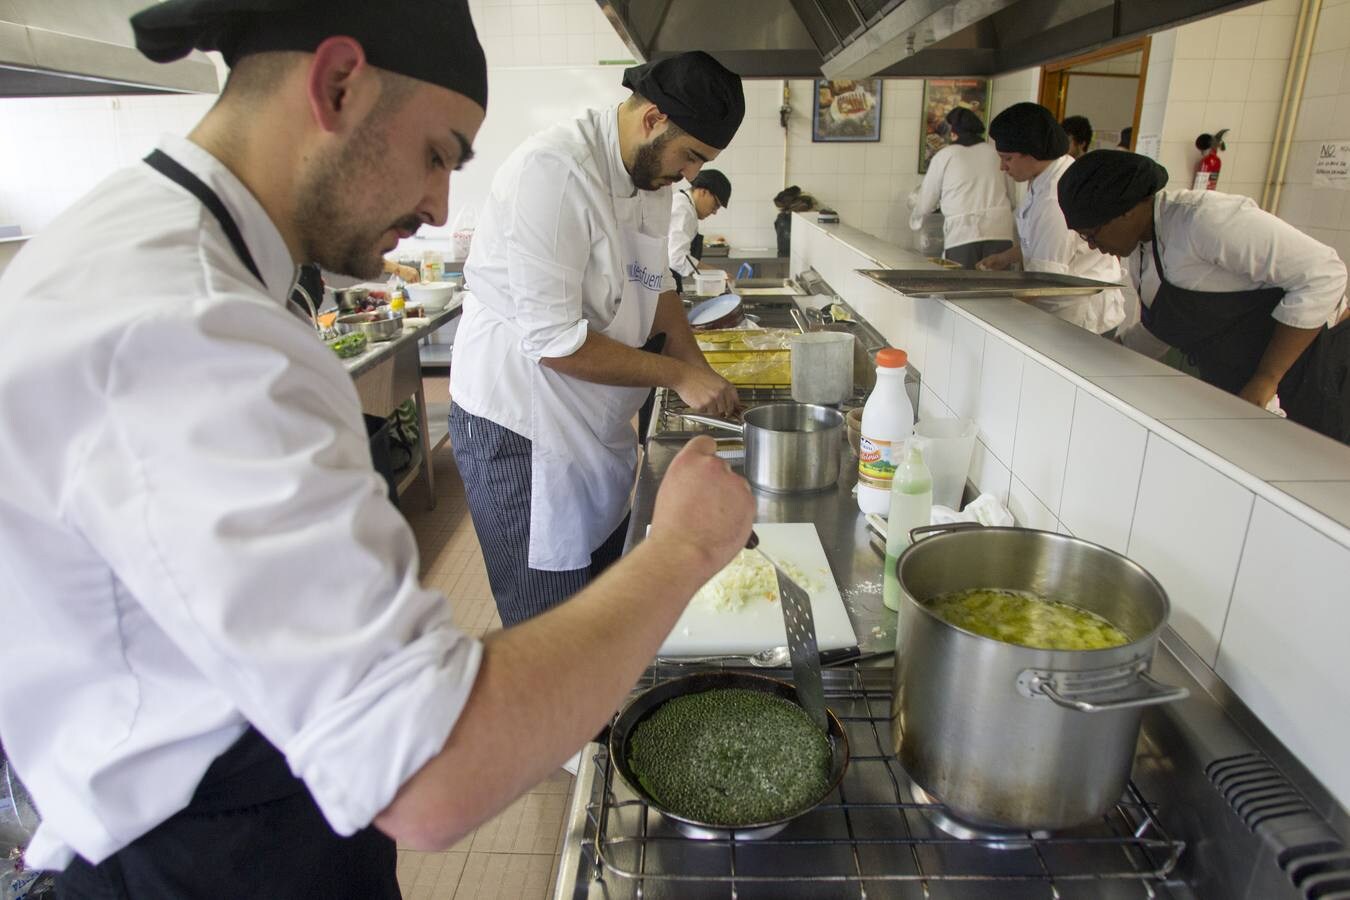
top-left (688, 292), bottom-right (743, 330)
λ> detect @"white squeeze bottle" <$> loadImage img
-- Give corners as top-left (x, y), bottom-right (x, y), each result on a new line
top-left (857, 348), bottom-right (914, 515)
top-left (883, 441), bottom-right (932, 611)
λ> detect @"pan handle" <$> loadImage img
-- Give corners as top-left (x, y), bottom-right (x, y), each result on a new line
top-left (908, 521), bottom-right (984, 543)
top-left (681, 414), bottom-right (744, 435)
top-left (790, 307), bottom-right (811, 334)
top-left (1033, 671), bottom-right (1190, 712)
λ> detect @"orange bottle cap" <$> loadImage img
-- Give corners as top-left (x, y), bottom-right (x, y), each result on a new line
top-left (875, 347), bottom-right (908, 368)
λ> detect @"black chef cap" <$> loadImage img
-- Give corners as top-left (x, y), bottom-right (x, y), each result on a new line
top-left (1058, 150), bottom-right (1169, 230)
top-left (989, 102), bottom-right (1069, 160)
top-left (691, 169), bottom-right (732, 209)
top-left (131, 0), bottom-right (488, 110)
top-left (622, 52), bottom-right (745, 150)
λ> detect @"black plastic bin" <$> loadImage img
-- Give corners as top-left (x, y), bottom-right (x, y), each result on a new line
top-left (364, 414), bottom-right (399, 506)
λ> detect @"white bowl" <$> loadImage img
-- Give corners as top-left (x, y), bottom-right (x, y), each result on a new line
top-left (407, 281), bottom-right (457, 310)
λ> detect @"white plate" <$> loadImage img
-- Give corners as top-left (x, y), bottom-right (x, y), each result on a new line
top-left (687, 293), bottom-right (742, 327)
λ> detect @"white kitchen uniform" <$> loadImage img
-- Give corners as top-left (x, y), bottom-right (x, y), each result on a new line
top-left (1017, 155), bottom-right (1126, 334)
top-left (669, 189), bottom-right (700, 277)
top-left (1130, 189), bottom-right (1348, 328)
top-left (908, 141), bottom-right (1015, 249)
top-left (452, 106), bottom-right (671, 571)
top-left (0, 135), bottom-right (481, 870)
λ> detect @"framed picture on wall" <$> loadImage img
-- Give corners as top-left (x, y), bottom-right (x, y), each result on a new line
top-left (918, 78), bottom-right (991, 173)
top-left (812, 79), bottom-right (883, 142)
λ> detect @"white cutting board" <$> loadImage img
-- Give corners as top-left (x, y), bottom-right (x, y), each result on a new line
top-left (657, 522), bottom-right (857, 656)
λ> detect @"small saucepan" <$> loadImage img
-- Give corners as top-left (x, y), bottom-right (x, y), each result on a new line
top-left (684, 403), bottom-right (843, 493)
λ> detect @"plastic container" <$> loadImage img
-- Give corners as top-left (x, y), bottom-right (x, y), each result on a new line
top-left (912, 417), bottom-right (978, 510)
top-left (857, 348), bottom-right (914, 515)
top-left (789, 331), bottom-right (854, 405)
top-left (693, 270), bottom-right (728, 296)
top-left (883, 441), bottom-right (932, 611)
top-left (420, 250), bottom-right (444, 284)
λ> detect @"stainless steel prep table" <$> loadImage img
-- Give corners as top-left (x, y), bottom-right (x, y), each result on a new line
top-left (341, 302), bottom-right (461, 508)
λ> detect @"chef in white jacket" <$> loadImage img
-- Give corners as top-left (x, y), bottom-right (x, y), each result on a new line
top-left (1058, 150), bottom-right (1349, 442)
top-left (450, 52), bottom-right (746, 627)
top-left (979, 102), bottom-right (1126, 335)
top-left (0, 3), bottom-right (754, 896)
top-left (668, 167), bottom-right (732, 292)
top-left (908, 107), bottom-right (1015, 268)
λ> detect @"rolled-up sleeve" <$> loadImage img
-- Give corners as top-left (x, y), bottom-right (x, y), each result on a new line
top-left (68, 298), bottom-right (482, 837)
top-left (504, 151), bottom-right (595, 359)
top-left (1194, 199), bottom-right (1349, 329)
top-left (909, 151), bottom-right (947, 232)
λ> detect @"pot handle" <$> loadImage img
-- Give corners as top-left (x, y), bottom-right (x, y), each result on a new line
top-left (1035, 671), bottom-right (1190, 712)
top-left (908, 521), bottom-right (984, 543)
top-left (680, 414), bottom-right (744, 435)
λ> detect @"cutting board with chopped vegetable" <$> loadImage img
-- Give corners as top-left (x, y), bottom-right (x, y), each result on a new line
top-left (657, 522), bottom-right (857, 656)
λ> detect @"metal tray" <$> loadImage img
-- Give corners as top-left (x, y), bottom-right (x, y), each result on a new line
top-left (859, 268), bottom-right (1123, 299)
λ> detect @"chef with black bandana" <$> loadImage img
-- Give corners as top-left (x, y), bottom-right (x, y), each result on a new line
top-left (450, 52), bottom-right (746, 628)
top-left (668, 168), bottom-right (732, 293)
top-left (1059, 150), bottom-right (1350, 443)
top-left (0, 2), bottom-right (757, 896)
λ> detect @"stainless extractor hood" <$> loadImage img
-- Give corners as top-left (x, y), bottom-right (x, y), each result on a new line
top-left (0, 0), bottom-right (219, 98)
top-left (596, 0), bottom-right (1267, 78)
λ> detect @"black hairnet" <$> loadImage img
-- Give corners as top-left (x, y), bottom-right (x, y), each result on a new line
top-left (988, 103), bottom-right (1069, 160)
top-left (691, 169), bottom-right (732, 208)
top-left (1057, 150), bottom-right (1169, 230)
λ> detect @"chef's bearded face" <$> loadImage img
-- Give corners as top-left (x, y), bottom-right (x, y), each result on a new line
top-left (631, 123), bottom-right (720, 192)
top-left (293, 68), bottom-right (482, 279)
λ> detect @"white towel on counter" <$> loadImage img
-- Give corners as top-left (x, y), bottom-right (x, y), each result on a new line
top-left (865, 492), bottom-right (1015, 540)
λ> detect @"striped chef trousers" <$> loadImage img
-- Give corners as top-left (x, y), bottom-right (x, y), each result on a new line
top-left (448, 404), bottom-right (629, 627)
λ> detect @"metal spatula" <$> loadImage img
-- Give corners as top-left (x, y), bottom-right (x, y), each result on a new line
top-left (747, 530), bottom-right (829, 733)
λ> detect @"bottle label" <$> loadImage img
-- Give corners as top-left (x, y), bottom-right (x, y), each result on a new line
top-left (858, 436), bottom-right (897, 489)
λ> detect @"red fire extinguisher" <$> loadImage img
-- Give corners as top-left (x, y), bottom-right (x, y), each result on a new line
top-left (1193, 129), bottom-right (1228, 191)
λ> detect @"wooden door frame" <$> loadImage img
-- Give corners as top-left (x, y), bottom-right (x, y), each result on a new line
top-left (1038, 37), bottom-right (1151, 151)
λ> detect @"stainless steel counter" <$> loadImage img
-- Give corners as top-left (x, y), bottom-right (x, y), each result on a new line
top-left (552, 285), bottom-right (1350, 900)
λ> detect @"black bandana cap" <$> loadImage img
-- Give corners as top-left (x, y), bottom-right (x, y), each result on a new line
top-left (988, 102), bottom-right (1069, 160)
top-left (1058, 150), bottom-right (1169, 231)
top-left (691, 169), bottom-right (732, 209)
top-left (131, 0), bottom-right (488, 110)
top-left (623, 51), bottom-right (745, 150)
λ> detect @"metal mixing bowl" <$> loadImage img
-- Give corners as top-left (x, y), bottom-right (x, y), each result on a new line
top-left (335, 309), bottom-right (403, 342)
top-left (608, 671), bottom-right (849, 840)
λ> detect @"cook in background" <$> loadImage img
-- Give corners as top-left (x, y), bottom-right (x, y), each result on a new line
top-left (1118, 126), bottom-right (1134, 150)
top-left (907, 107), bottom-right (1015, 269)
top-left (0, 2), bottom-right (755, 895)
top-left (449, 52), bottom-right (745, 629)
top-left (1060, 150), bottom-right (1350, 442)
top-left (668, 168), bottom-right (732, 293)
top-left (1062, 115), bottom-right (1092, 158)
top-left (979, 102), bottom-right (1126, 336)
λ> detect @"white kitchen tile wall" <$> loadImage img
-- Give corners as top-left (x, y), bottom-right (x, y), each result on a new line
top-left (1058, 389), bottom-right (1148, 553)
top-left (1011, 360), bottom-right (1077, 515)
top-left (946, 315), bottom-right (986, 421)
top-left (973, 331), bottom-right (1024, 466)
top-left (1217, 499), bottom-right (1350, 810)
top-left (793, 210), bottom-right (1350, 813)
top-left (1127, 435), bottom-right (1255, 666)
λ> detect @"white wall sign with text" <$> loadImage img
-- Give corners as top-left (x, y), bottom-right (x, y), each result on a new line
top-left (1312, 142), bottom-right (1350, 190)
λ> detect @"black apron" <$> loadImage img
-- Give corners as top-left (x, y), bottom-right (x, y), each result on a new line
top-left (56, 151), bottom-right (402, 899)
top-left (1141, 238), bottom-right (1350, 443)
top-left (670, 191), bottom-right (704, 294)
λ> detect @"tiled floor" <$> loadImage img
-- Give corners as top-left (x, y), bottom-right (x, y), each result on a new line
top-left (393, 375), bottom-right (572, 900)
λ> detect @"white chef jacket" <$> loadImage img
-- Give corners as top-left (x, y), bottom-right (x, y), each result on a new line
top-left (0, 135), bottom-right (481, 870)
top-left (908, 141), bottom-right (1015, 249)
top-left (452, 107), bottom-right (671, 564)
top-left (1017, 155), bottom-right (1126, 334)
top-left (669, 189), bottom-right (701, 277)
top-left (1130, 189), bottom-right (1348, 329)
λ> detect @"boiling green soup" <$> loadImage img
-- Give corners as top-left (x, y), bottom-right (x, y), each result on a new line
top-left (923, 588), bottom-right (1130, 651)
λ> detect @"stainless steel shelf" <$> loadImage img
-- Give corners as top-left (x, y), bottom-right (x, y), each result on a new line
top-left (859, 268), bottom-right (1122, 300)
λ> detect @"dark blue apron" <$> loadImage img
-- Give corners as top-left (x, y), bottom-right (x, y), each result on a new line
top-left (1141, 238), bottom-right (1349, 443)
top-left (56, 151), bottom-right (401, 899)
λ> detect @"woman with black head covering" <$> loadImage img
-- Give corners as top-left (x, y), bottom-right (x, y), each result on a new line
top-left (907, 106), bottom-right (1015, 268)
top-left (979, 102), bottom-right (1125, 335)
top-left (1059, 150), bottom-right (1349, 442)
